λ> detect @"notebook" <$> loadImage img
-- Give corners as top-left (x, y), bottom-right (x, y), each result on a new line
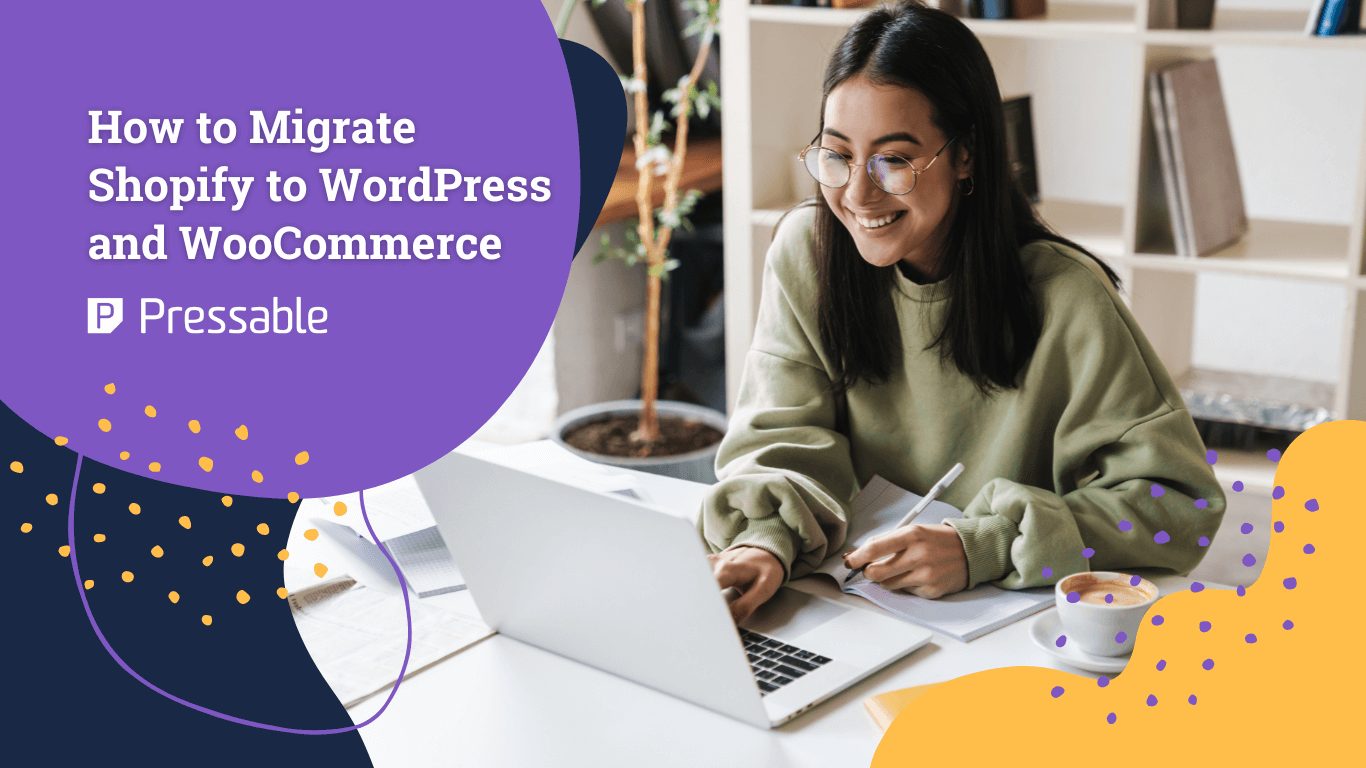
top-left (808, 475), bottom-right (1052, 642)
top-left (317, 520), bottom-right (465, 598)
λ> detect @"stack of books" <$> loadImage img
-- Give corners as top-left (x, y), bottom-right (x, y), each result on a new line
top-left (1307, 0), bottom-right (1364, 35)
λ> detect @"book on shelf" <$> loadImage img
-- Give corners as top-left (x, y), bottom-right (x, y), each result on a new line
top-left (1011, 0), bottom-right (1046, 19)
top-left (965, 0), bottom-right (1045, 20)
top-left (1148, 0), bottom-right (1216, 30)
top-left (1146, 59), bottom-right (1247, 258)
top-left (1307, 0), bottom-right (1364, 34)
top-left (1002, 94), bottom-right (1039, 203)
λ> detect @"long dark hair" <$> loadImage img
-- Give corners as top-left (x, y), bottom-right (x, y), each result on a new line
top-left (811, 1), bottom-right (1120, 394)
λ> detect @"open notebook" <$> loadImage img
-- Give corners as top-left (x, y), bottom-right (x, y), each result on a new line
top-left (807, 475), bottom-right (1052, 642)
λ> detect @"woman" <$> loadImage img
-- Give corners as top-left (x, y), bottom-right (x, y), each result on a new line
top-left (703, 1), bottom-right (1225, 623)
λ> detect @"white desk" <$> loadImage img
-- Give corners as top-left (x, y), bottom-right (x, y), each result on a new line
top-left (297, 442), bottom-right (1233, 768)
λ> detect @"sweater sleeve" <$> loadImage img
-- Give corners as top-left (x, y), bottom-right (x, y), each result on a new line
top-left (697, 211), bottom-right (859, 580)
top-left (945, 249), bottom-right (1226, 590)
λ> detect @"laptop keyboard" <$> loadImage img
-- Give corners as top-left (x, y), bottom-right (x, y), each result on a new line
top-left (739, 628), bottom-right (833, 696)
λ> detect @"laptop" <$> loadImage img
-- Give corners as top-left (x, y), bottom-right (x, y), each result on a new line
top-left (414, 452), bottom-right (932, 728)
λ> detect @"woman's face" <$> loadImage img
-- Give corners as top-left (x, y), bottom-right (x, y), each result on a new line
top-left (818, 76), bottom-right (970, 275)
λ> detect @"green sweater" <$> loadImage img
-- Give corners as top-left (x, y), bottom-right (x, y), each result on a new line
top-left (700, 206), bottom-right (1225, 589)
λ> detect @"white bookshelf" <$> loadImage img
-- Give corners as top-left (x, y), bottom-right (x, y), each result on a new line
top-left (720, 0), bottom-right (1366, 498)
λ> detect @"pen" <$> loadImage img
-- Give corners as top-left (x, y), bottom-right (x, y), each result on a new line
top-left (843, 462), bottom-right (965, 585)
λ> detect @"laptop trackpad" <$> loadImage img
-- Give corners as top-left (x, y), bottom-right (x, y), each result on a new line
top-left (742, 588), bottom-right (845, 639)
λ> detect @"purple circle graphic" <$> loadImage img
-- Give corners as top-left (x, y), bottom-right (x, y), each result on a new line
top-left (1097, 676), bottom-right (1110, 688)
top-left (1284, 577), bottom-right (1297, 590)
top-left (1245, 633), bottom-right (1258, 644)
top-left (1151, 614), bottom-right (1164, 626)
top-left (1194, 498), bottom-right (1209, 509)
top-left (1202, 658), bottom-right (1215, 670)
top-left (1150, 484), bottom-right (1165, 498)
top-left (1236, 585), bottom-right (1247, 597)
top-left (1190, 581), bottom-right (1205, 593)
top-left (1266, 448), bottom-right (1281, 462)
top-left (1282, 619), bottom-right (1294, 630)
top-left (1105, 593), bottom-right (1114, 604)
top-left (1303, 543), bottom-right (1315, 555)
top-left (1305, 498), bottom-right (1320, 512)
top-left (1199, 620), bottom-right (1212, 632)
top-left (1042, 566), bottom-right (1054, 578)
top-left (1242, 553), bottom-right (1257, 567)
top-left (1156, 659), bottom-right (1166, 671)
top-left (1106, 712), bottom-right (1117, 725)
top-left (1188, 694), bottom-right (1197, 705)
top-left (1272, 486), bottom-right (1286, 500)
top-left (1274, 521), bottom-right (1285, 533)
top-left (1146, 694), bottom-right (1158, 707)
top-left (1067, 591), bottom-right (1081, 604)
top-left (1198, 535), bottom-right (1210, 547)
top-left (1154, 530), bottom-right (1171, 544)
top-left (1129, 574), bottom-right (1142, 587)
top-left (1232, 480), bottom-right (1244, 492)
top-left (1050, 685), bottom-right (1064, 699)
top-left (1117, 519), bottom-right (1133, 532)
top-left (1240, 522), bottom-right (1254, 534)
top-left (1205, 449), bottom-right (1217, 464)
top-left (1055, 634), bottom-right (1067, 648)
top-left (0, 0), bottom-right (581, 496)
top-left (1114, 630), bottom-right (1127, 644)
top-left (1082, 546), bottom-right (1095, 559)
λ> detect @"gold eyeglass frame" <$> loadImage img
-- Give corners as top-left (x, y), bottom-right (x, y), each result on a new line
top-left (797, 134), bottom-right (960, 196)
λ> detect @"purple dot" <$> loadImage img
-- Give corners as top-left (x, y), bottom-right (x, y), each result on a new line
top-left (1188, 694), bottom-right (1198, 705)
top-left (1283, 619), bottom-right (1294, 630)
top-left (1106, 712), bottom-right (1117, 725)
top-left (1205, 449), bottom-right (1217, 464)
top-left (1272, 486), bottom-right (1285, 500)
top-left (1236, 585), bottom-right (1246, 597)
top-left (1156, 659), bottom-right (1167, 671)
top-left (1115, 631), bottom-right (1128, 644)
top-left (1194, 498), bottom-right (1209, 509)
top-left (1232, 480), bottom-right (1244, 493)
top-left (1118, 519), bottom-right (1133, 532)
top-left (1042, 566), bottom-right (1053, 578)
top-left (1273, 521), bottom-right (1285, 533)
top-left (1245, 633), bottom-right (1258, 644)
top-left (1067, 591), bottom-right (1081, 603)
top-left (1305, 499), bottom-right (1319, 512)
top-left (1082, 547), bottom-right (1095, 559)
top-left (1129, 574), bottom-right (1142, 586)
top-left (1240, 522), bottom-right (1254, 534)
top-left (1154, 530), bottom-right (1171, 544)
top-left (1266, 448), bottom-right (1281, 462)
top-left (1105, 593), bottom-right (1114, 604)
top-left (1146, 694), bottom-right (1158, 707)
top-left (1097, 676), bottom-right (1110, 688)
top-left (1050, 685), bottom-right (1064, 699)
top-left (1190, 581), bottom-right (1205, 593)
top-left (1056, 634), bottom-right (1067, 648)
top-left (1284, 577), bottom-right (1297, 590)
top-left (1151, 614), bottom-right (1165, 626)
top-left (1303, 543), bottom-right (1315, 555)
top-left (1199, 621), bottom-right (1212, 632)
top-left (1197, 535), bottom-right (1210, 547)
top-left (1242, 553), bottom-right (1257, 567)
top-left (1202, 658), bottom-right (1215, 670)
top-left (1151, 484), bottom-right (1166, 498)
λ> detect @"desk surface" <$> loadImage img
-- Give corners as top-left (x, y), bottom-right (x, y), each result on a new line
top-left (300, 442), bottom-right (1225, 768)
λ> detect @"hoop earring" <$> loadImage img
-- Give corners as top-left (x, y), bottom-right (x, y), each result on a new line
top-left (959, 176), bottom-right (975, 196)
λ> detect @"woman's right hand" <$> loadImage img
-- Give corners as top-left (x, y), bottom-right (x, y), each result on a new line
top-left (708, 546), bottom-right (785, 624)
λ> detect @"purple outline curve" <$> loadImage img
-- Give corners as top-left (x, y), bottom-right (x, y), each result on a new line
top-left (66, 453), bottom-right (415, 735)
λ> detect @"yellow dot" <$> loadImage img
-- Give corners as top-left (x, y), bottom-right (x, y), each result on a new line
top-left (287, 492), bottom-right (301, 504)
top-left (221, 495), bottom-right (233, 508)
top-left (231, 543), bottom-right (245, 557)
top-left (168, 590), bottom-right (180, 604)
top-left (303, 528), bottom-right (319, 541)
top-left (98, 418), bottom-right (112, 432)
top-left (277, 548), bottom-right (290, 561)
top-left (294, 451), bottom-right (310, 466)
top-left (178, 515), bottom-right (191, 529)
top-left (256, 523), bottom-right (270, 536)
top-left (129, 502), bottom-right (142, 516)
top-left (314, 562), bottom-right (329, 578)
top-left (333, 501), bottom-right (347, 517)
top-left (121, 570), bottom-right (134, 583)
top-left (201, 614), bottom-right (213, 626)
top-left (202, 555), bottom-right (214, 567)
top-left (20, 522), bottom-right (33, 534)
top-left (118, 451), bottom-right (130, 461)
top-left (92, 482), bottom-right (106, 495)
top-left (198, 456), bottom-right (214, 472)
top-left (188, 419), bottom-right (202, 434)
top-left (236, 589), bottom-right (251, 605)
top-left (92, 533), bottom-right (107, 543)
top-left (84, 579), bottom-right (95, 590)
top-left (104, 382), bottom-right (116, 395)
top-left (251, 469), bottom-right (264, 484)
top-left (276, 587), bottom-right (289, 599)
top-left (54, 435), bottom-right (69, 446)
top-left (143, 404), bottom-right (157, 418)
top-left (58, 545), bottom-right (70, 557)
top-left (150, 545), bottom-right (164, 558)
top-left (45, 493), bottom-right (58, 506)
top-left (235, 424), bottom-right (249, 441)
top-left (148, 461), bottom-right (161, 473)
top-left (8, 461), bottom-right (22, 474)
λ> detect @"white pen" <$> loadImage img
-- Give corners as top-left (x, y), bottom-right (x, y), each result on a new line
top-left (843, 462), bottom-right (966, 585)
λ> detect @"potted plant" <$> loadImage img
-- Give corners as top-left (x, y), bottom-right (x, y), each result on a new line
top-left (552, 0), bottom-right (727, 483)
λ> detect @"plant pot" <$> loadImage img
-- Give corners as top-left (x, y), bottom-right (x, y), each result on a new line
top-left (553, 399), bottom-right (727, 484)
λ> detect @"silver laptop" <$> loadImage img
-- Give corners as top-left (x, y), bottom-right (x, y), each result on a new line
top-left (414, 452), bottom-right (931, 728)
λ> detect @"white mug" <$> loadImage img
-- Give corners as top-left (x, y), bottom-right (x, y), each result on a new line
top-left (1054, 571), bottom-right (1159, 657)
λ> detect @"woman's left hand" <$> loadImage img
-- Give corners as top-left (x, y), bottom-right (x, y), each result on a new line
top-left (843, 523), bottom-right (969, 599)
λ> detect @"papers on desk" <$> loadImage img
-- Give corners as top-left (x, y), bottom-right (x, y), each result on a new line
top-left (809, 475), bottom-right (1052, 642)
top-left (289, 577), bottom-right (493, 708)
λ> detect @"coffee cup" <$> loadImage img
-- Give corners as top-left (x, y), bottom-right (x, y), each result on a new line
top-left (1054, 571), bottom-right (1159, 657)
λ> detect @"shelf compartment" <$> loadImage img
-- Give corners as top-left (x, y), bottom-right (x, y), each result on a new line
top-left (1122, 218), bottom-right (1353, 282)
top-left (1146, 9), bottom-right (1366, 50)
top-left (749, 2), bottom-right (1139, 40)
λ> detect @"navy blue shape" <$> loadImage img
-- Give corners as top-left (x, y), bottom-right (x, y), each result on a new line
top-left (562, 39), bottom-right (628, 257)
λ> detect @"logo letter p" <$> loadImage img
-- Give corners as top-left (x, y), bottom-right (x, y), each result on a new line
top-left (88, 298), bottom-right (124, 334)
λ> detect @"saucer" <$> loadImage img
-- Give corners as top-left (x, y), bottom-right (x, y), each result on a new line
top-left (1028, 611), bottom-right (1130, 675)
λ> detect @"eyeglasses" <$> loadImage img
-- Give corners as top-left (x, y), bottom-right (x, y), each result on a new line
top-left (798, 134), bottom-right (960, 196)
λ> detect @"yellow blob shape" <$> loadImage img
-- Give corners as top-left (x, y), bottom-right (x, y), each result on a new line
top-left (168, 591), bottom-right (180, 604)
top-left (143, 404), bottom-right (157, 418)
top-left (121, 570), bottom-right (134, 583)
top-left (303, 528), bottom-right (319, 541)
top-left (98, 418), bottom-right (112, 432)
top-left (45, 493), bottom-right (58, 506)
top-left (276, 587), bottom-right (289, 599)
top-left (129, 502), bottom-right (142, 516)
top-left (150, 545), bottom-right (164, 558)
top-left (148, 461), bottom-right (161, 473)
top-left (236, 589), bottom-right (251, 605)
top-left (333, 501), bottom-right (347, 517)
top-left (178, 515), bottom-right (191, 529)
top-left (221, 495), bottom-right (233, 508)
top-left (103, 382), bottom-right (116, 395)
top-left (20, 522), bottom-right (33, 534)
top-left (256, 522), bottom-right (270, 536)
top-left (230, 542), bottom-right (245, 557)
top-left (277, 548), bottom-right (290, 561)
top-left (84, 579), bottom-right (94, 590)
top-left (92, 533), bottom-right (107, 543)
top-left (54, 435), bottom-right (69, 446)
top-left (294, 451), bottom-right (310, 466)
top-left (58, 545), bottom-right (70, 557)
top-left (313, 562), bottom-right (329, 578)
top-left (202, 555), bottom-right (214, 567)
top-left (118, 451), bottom-right (130, 461)
top-left (188, 419), bottom-right (201, 434)
top-left (8, 460), bottom-right (22, 474)
top-left (92, 482), bottom-right (106, 495)
top-left (201, 614), bottom-right (213, 626)
top-left (198, 456), bottom-right (214, 472)
top-left (287, 492), bottom-right (301, 504)
top-left (251, 469), bottom-right (264, 484)
top-left (235, 424), bottom-right (249, 441)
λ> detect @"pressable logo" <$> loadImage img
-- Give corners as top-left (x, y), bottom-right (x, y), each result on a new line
top-left (87, 298), bottom-right (124, 334)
